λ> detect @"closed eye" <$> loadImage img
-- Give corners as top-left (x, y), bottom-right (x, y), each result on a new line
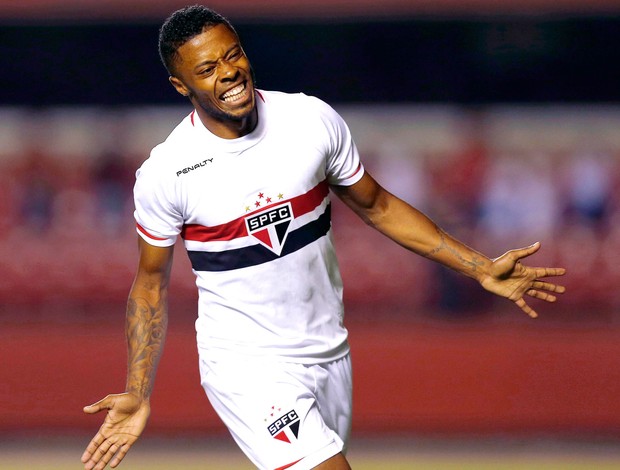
top-left (198, 65), bottom-right (216, 76)
top-left (227, 47), bottom-right (243, 61)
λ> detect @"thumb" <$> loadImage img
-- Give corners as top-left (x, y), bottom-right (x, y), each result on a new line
top-left (513, 241), bottom-right (541, 261)
top-left (83, 395), bottom-right (113, 414)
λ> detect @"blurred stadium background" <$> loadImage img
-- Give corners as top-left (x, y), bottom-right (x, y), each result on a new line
top-left (2, 0), bottom-right (620, 468)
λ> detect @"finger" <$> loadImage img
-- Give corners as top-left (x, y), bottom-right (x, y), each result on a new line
top-left (81, 448), bottom-right (95, 465)
top-left (110, 443), bottom-right (132, 468)
top-left (533, 267), bottom-right (567, 279)
top-left (95, 439), bottom-right (133, 470)
top-left (526, 289), bottom-right (557, 303)
top-left (83, 436), bottom-right (125, 470)
top-left (531, 280), bottom-right (566, 294)
top-left (81, 432), bottom-right (105, 463)
top-left (91, 438), bottom-right (116, 463)
top-left (93, 442), bottom-right (120, 470)
top-left (515, 297), bottom-right (538, 319)
top-left (83, 448), bottom-right (102, 470)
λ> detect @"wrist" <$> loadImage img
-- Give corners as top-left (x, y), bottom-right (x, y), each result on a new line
top-left (125, 382), bottom-right (153, 401)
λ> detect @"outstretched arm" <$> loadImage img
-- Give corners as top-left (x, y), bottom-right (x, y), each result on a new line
top-left (82, 238), bottom-right (173, 470)
top-left (332, 172), bottom-right (565, 318)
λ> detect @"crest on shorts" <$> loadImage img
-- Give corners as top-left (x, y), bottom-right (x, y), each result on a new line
top-left (245, 199), bottom-right (293, 256)
top-left (266, 407), bottom-right (300, 444)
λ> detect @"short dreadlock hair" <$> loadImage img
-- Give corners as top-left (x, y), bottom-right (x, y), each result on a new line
top-left (158, 5), bottom-right (237, 74)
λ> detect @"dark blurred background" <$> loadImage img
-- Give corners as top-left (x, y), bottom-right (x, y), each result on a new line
top-left (2, 2), bottom-right (620, 105)
top-left (1, 0), bottom-right (620, 451)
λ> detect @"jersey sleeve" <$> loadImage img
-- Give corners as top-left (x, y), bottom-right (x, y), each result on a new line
top-left (312, 97), bottom-right (365, 187)
top-left (133, 155), bottom-right (183, 247)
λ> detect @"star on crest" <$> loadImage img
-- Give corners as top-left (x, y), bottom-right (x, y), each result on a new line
top-left (245, 191), bottom-right (284, 213)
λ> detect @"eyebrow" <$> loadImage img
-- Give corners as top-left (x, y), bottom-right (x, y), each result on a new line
top-left (194, 44), bottom-right (240, 71)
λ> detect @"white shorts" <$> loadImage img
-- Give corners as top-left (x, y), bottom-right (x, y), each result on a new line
top-left (199, 353), bottom-right (353, 470)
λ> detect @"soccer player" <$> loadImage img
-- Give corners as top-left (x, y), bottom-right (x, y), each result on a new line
top-left (81, 6), bottom-right (566, 470)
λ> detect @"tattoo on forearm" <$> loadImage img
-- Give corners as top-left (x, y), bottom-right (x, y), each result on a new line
top-left (125, 297), bottom-right (167, 398)
top-left (424, 228), bottom-right (484, 272)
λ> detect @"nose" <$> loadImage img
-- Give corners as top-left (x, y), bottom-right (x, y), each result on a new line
top-left (219, 59), bottom-right (239, 81)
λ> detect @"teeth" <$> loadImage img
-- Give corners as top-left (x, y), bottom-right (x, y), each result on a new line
top-left (222, 83), bottom-right (246, 102)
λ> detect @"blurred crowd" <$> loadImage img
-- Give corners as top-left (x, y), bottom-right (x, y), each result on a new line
top-left (1, 106), bottom-right (619, 319)
top-left (336, 126), bottom-right (620, 319)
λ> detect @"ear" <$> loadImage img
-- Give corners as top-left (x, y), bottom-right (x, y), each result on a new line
top-left (169, 76), bottom-right (190, 97)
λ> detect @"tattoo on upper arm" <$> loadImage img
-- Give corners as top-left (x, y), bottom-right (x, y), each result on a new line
top-left (125, 296), bottom-right (168, 398)
top-left (424, 228), bottom-right (484, 272)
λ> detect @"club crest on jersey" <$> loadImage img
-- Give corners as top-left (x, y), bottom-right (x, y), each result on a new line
top-left (245, 202), bottom-right (293, 256)
top-left (266, 408), bottom-right (300, 444)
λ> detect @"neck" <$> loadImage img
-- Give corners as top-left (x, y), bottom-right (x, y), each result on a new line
top-left (195, 107), bottom-right (258, 139)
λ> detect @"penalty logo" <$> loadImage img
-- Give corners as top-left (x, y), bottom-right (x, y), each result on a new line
top-left (245, 202), bottom-right (293, 256)
top-left (266, 408), bottom-right (300, 444)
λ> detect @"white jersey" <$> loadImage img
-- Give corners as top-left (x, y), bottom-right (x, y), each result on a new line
top-left (134, 90), bottom-right (364, 363)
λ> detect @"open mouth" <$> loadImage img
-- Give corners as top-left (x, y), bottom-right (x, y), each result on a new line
top-left (221, 82), bottom-right (248, 103)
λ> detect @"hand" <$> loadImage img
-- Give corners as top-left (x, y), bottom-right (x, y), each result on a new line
top-left (81, 393), bottom-right (150, 470)
top-left (482, 242), bottom-right (566, 319)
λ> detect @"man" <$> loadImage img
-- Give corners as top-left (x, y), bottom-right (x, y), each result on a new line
top-left (81, 6), bottom-right (566, 470)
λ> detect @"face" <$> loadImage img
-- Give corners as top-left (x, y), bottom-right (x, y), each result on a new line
top-left (169, 24), bottom-right (256, 137)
